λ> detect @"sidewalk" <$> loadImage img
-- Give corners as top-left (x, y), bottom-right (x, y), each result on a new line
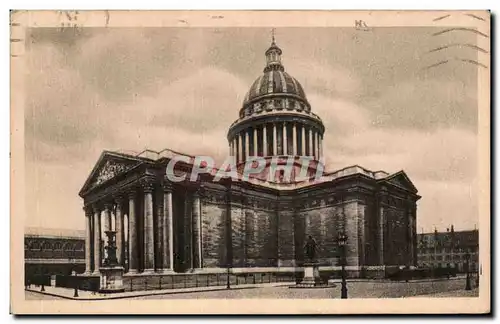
top-left (26, 282), bottom-right (292, 300)
top-left (26, 276), bottom-right (471, 300)
top-left (411, 288), bottom-right (479, 298)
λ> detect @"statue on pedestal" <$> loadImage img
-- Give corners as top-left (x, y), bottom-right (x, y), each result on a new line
top-left (297, 235), bottom-right (322, 287)
top-left (304, 235), bottom-right (318, 263)
top-left (289, 235), bottom-right (337, 288)
top-left (103, 231), bottom-right (118, 266)
top-left (99, 230), bottom-right (124, 293)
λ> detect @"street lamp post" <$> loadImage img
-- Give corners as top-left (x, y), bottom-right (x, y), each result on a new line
top-left (337, 233), bottom-right (348, 299)
top-left (72, 269), bottom-right (79, 298)
top-left (465, 250), bottom-right (471, 291)
top-left (74, 282), bottom-right (79, 297)
top-left (226, 265), bottom-right (231, 289)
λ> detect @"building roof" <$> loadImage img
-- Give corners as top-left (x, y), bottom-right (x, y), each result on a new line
top-left (417, 229), bottom-right (479, 248)
top-left (25, 227), bottom-right (85, 239)
top-left (80, 149), bottom-right (419, 196)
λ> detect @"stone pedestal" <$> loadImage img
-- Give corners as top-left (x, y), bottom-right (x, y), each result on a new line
top-left (99, 266), bottom-right (125, 293)
top-left (98, 230), bottom-right (125, 293)
top-left (300, 262), bottom-right (321, 287)
top-left (289, 262), bottom-right (336, 289)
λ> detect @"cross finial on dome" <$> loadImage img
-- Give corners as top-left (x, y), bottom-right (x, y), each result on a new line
top-left (264, 29), bottom-right (283, 72)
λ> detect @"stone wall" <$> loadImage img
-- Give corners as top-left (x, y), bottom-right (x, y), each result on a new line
top-left (244, 208), bottom-right (259, 266)
top-left (363, 197), bottom-right (379, 266)
top-left (256, 208), bottom-right (278, 267)
top-left (383, 205), bottom-right (408, 266)
top-left (192, 174), bottom-right (419, 273)
top-left (227, 187), bottom-right (279, 268)
top-left (201, 203), bottom-right (226, 268)
top-left (277, 203), bottom-right (295, 267)
top-left (231, 203), bottom-right (246, 267)
top-left (298, 197), bottom-right (347, 266)
top-left (344, 200), bottom-right (360, 267)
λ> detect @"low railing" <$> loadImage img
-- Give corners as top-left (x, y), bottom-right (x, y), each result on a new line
top-left (385, 266), bottom-right (458, 281)
top-left (55, 275), bottom-right (101, 292)
top-left (25, 274), bottom-right (51, 287)
top-left (123, 272), bottom-right (299, 292)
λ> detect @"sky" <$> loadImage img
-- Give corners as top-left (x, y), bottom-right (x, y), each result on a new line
top-left (25, 27), bottom-right (479, 233)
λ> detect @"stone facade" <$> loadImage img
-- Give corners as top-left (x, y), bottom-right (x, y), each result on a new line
top-left (78, 153), bottom-right (420, 276)
top-left (78, 37), bottom-right (421, 278)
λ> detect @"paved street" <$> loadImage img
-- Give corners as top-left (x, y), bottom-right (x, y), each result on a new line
top-left (25, 277), bottom-right (478, 300)
top-left (25, 291), bottom-right (66, 300)
top-left (128, 278), bottom-right (477, 299)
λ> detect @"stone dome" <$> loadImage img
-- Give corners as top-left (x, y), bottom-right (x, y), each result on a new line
top-left (242, 70), bottom-right (308, 106)
top-left (238, 38), bottom-right (311, 118)
top-left (227, 35), bottom-right (325, 169)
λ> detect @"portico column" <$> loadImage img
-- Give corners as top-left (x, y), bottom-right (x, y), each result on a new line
top-left (155, 188), bottom-right (164, 272)
top-left (301, 125), bottom-right (306, 156)
top-left (379, 203), bottom-right (385, 265)
top-left (318, 135), bottom-right (322, 160)
top-left (308, 128), bottom-right (313, 157)
top-left (104, 203), bottom-right (112, 232)
top-left (272, 123), bottom-right (277, 155)
top-left (253, 127), bottom-right (258, 156)
top-left (84, 207), bottom-right (92, 275)
top-left (238, 134), bottom-right (243, 163)
top-left (192, 190), bottom-right (202, 269)
top-left (128, 190), bottom-right (139, 274)
top-left (315, 133), bottom-right (319, 159)
top-left (92, 205), bottom-right (101, 275)
top-left (162, 181), bottom-right (174, 272)
top-left (283, 122), bottom-right (288, 155)
top-left (114, 196), bottom-right (125, 266)
top-left (263, 124), bottom-right (268, 156)
top-left (142, 179), bottom-right (155, 273)
top-left (245, 130), bottom-right (250, 161)
top-left (292, 123), bottom-right (297, 156)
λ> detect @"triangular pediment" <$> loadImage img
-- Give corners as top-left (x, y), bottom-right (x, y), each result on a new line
top-left (380, 171), bottom-right (418, 193)
top-left (79, 151), bottom-right (143, 196)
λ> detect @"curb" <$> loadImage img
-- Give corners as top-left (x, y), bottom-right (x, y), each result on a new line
top-left (26, 289), bottom-right (76, 300)
top-left (25, 284), bottom-right (285, 301)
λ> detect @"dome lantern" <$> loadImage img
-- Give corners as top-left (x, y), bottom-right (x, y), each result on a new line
top-left (264, 29), bottom-right (284, 72)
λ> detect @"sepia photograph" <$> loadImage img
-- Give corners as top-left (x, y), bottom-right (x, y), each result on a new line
top-left (10, 10), bottom-right (490, 314)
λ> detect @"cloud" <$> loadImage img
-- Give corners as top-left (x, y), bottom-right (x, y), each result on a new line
top-left (24, 27), bottom-right (479, 233)
top-left (416, 179), bottom-right (478, 232)
top-left (136, 67), bottom-right (248, 132)
top-left (26, 159), bottom-right (88, 230)
top-left (319, 110), bottom-right (477, 233)
top-left (308, 94), bottom-right (371, 135)
top-left (366, 79), bottom-right (477, 131)
top-left (286, 59), bottom-right (361, 98)
top-left (328, 127), bottom-right (477, 181)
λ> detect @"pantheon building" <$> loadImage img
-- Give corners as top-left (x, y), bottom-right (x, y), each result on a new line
top-left (79, 38), bottom-right (421, 278)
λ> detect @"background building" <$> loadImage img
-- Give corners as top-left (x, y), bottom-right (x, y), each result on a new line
top-left (24, 227), bottom-right (86, 277)
top-left (78, 38), bottom-right (421, 278)
top-left (417, 226), bottom-right (479, 272)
